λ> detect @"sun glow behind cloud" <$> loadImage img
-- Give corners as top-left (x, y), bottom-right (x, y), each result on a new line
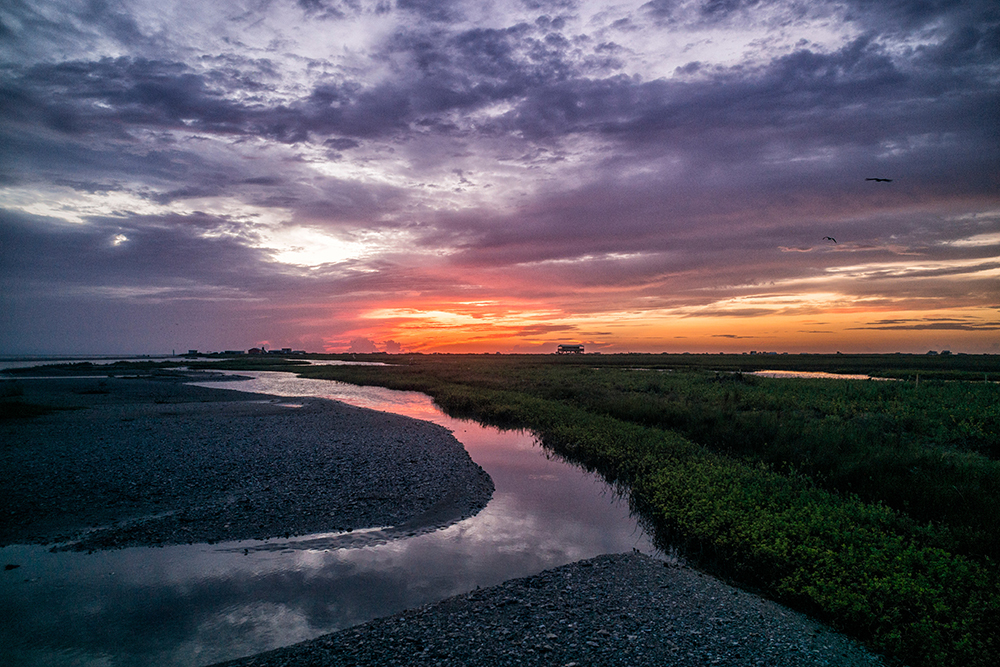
top-left (333, 281), bottom-right (1000, 354)
top-left (263, 226), bottom-right (374, 267)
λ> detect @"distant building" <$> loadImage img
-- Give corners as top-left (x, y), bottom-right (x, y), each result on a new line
top-left (223, 350), bottom-right (245, 355)
top-left (187, 350), bottom-right (198, 355)
top-left (557, 344), bottom-right (585, 354)
top-left (248, 347), bottom-right (264, 355)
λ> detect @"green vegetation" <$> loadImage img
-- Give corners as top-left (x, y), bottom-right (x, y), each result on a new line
top-left (271, 353), bottom-right (999, 667)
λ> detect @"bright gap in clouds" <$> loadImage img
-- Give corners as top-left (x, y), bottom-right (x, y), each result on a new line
top-left (944, 232), bottom-right (1000, 248)
top-left (825, 259), bottom-right (1000, 281)
top-left (262, 226), bottom-right (373, 267)
top-left (0, 186), bottom-right (164, 224)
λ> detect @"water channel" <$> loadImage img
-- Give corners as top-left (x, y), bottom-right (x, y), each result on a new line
top-left (1, 370), bottom-right (656, 666)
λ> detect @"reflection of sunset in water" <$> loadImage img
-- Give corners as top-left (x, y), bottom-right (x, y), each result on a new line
top-left (195, 371), bottom-right (546, 463)
top-left (322, 389), bottom-right (445, 425)
top-left (751, 370), bottom-right (875, 380)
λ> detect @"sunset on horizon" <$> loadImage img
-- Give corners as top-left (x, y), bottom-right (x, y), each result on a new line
top-left (2, 0), bottom-right (998, 355)
top-left (3, 6), bottom-right (1000, 661)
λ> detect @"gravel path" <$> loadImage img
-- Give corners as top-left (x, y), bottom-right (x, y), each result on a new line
top-left (0, 372), bottom-right (493, 551)
top-left (216, 552), bottom-right (887, 667)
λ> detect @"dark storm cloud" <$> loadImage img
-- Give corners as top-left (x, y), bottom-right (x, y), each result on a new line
top-left (435, 162), bottom-right (987, 272)
top-left (1, 127), bottom-right (200, 195)
top-left (641, 0), bottom-right (1000, 31)
top-left (5, 5), bottom-right (992, 184)
top-left (3, 25), bottom-right (544, 146)
top-left (397, 0), bottom-right (468, 23)
top-left (642, 0), bottom-right (765, 23)
top-left (0, 209), bottom-right (272, 296)
top-left (855, 0), bottom-right (999, 33)
top-left (3, 9), bottom-right (994, 232)
top-left (304, 12), bottom-right (996, 213)
top-left (3, 58), bottom-right (254, 138)
top-left (323, 137), bottom-right (360, 150)
top-left (297, 0), bottom-right (348, 20)
top-left (0, 9), bottom-right (643, 150)
top-left (241, 176), bottom-right (286, 186)
top-left (80, 0), bottom-right (148, 48)
top-left (301, 20), bottom-right (604, 138)
top-left (507, 33), bottom-right (997, 177)
top-left (0, 0), bottom-right (187, 66)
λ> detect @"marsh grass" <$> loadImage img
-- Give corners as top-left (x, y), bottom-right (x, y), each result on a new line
top-left (245, 353), bottom-right (1000, 667)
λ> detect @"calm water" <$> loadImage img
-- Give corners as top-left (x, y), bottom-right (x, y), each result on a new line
top-left (750, 370), bottom-right (884, 380)
top-left (0, 371), bottom-right (655, 666)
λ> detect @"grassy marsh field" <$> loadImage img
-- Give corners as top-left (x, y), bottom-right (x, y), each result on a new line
top-left (7, 352), bottom-right (999, 666)
top-left (276, 352), bottom-right (997, 667)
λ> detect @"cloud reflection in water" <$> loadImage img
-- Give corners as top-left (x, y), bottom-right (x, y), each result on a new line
top-left (0, 372), bottom-right (654, 666)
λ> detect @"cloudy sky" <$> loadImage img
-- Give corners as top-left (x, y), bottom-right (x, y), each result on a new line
top-left (1, 0), bottom-right (998, 355)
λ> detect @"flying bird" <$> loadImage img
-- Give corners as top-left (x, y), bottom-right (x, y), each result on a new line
top-left (823, 236), bottom-right (837, 243)
top-left (865, 178), bottom-right (892, 182)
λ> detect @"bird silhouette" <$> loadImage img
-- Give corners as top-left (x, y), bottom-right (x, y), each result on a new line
top-left (823, 236), bottom-right (837, 243)
top-left (865, 178), bottom-right (892, 182)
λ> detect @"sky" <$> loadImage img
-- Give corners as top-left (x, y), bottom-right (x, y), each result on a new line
top-left (1, 0), bottom-right (998, 355)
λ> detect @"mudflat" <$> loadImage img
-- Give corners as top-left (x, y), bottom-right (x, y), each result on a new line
top-left (0, 371), bottom-right (494, 551)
